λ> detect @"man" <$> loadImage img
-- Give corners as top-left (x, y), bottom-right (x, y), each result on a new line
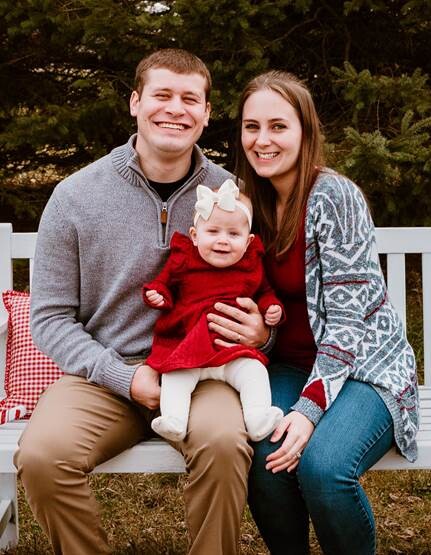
top-left (14, 49), bottom-right (270, 555)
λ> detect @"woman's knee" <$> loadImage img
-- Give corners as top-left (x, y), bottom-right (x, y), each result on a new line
top-left (249, 437), bottom-right (274, 481)
top-left (248, 438), bottom-right (296, 500)
top-left (297, 447), bottom-right (351, 498)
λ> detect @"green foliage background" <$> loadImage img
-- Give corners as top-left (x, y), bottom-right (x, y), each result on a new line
top-left (1, 0), bottom-right (431, 228)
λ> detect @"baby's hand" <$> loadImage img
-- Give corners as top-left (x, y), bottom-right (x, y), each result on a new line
top-left (265, 305), bottom-right (282, 326)
top-left (146, 290), bottom-right (165, 307)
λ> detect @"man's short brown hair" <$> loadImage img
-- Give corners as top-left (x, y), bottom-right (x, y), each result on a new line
top-left (134, 48), bottom-right (212, 100)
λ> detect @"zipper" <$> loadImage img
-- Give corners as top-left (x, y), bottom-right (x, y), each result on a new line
top-left (158, 167), bottom-right (203, 246)
top-left (161, 202), bottom-right (168, 225)
top-left (130, 163), bottom-right (205, 246)
top-left (161, 202), bottom-right (168, 244)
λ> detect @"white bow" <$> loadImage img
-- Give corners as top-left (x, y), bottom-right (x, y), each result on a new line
top-left (194, 179), bottom-right (252, 227)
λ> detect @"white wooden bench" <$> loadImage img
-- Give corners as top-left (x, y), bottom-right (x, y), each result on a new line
top-left (1, 223), bottom-right (430, 550)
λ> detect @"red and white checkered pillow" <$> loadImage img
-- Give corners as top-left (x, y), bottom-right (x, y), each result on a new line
top-left (0, 290), bottom-right (63, 425)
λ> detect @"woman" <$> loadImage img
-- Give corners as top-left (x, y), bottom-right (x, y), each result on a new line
top-left (235, 71), bottom-right (419, 554)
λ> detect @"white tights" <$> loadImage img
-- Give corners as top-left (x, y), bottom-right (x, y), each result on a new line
top-left (151, 357), bottom-right (283, 442)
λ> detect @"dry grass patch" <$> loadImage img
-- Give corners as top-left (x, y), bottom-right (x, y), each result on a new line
top-left (365, 470), bottom-right (431, 554)
top-left (2, 470), bottom-right (430, 554)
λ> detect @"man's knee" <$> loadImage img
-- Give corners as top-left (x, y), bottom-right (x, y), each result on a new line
top-left (15, 441), bottom-right (52, 499)
top-left (196, 425), bottom-right (251, 466)
top-left (183, 381), bottom-right (253, 477)
top-left (15, 430), bottom-right (85, 495)
top-left (183, 422), bottom-right (252, 484)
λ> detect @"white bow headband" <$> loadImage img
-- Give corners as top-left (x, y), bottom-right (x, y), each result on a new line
top-left (193, 179), bottom-right (252, 228)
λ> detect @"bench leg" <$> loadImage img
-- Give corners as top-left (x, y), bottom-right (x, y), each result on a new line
top-left (0, 473), bottom-right (18, 550)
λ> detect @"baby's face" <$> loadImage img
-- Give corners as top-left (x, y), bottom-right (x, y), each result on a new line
top-left (190, 205), bottom-right (253, 268)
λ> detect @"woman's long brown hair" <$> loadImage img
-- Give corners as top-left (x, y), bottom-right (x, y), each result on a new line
top-left (235, 71), bottom-right (324, 256)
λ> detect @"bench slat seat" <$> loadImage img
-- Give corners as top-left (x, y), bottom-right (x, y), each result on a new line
top-left (0, 396), bottom-right (430, 474)
top-left (1, 223), bottom-right (431, 550)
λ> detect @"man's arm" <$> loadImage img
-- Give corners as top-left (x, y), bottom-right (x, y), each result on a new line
top-left (207, 297), bottom-right (270, 348)
top-left (31, 193), bottom-right (141, 400)
top-left (130, 364), bottom-right (161, 409)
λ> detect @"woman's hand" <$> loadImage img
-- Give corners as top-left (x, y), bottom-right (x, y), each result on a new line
top-left (207, 297), bottom-right (270, 348)
top-left (265, 411), bottom-right (315, 473)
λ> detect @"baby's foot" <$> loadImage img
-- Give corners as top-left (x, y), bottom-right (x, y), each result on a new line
top-left (245, 406), bottom-right (284, 442)
top-left (151, 415), bottom-right (187, 442)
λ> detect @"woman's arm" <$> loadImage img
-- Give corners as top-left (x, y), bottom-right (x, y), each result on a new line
top-left (266, 174), bottom-right (377, 473)
top-left (292, 174), bottom-right (375, 425)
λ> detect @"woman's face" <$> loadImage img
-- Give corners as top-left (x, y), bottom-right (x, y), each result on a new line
top-left (241, 88), bottom-right (302, 189)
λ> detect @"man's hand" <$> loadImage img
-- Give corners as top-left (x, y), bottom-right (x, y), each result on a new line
top-left (264, 304), bottom-right (283, 326)
top-left (130, 364), bottom-right (161, 410)
top-left (265, 411), bottom-right (314, 473)
top-left (207, 297), bottom-right (270, 348)
top-left (146, 289), bottom-right (165, 307)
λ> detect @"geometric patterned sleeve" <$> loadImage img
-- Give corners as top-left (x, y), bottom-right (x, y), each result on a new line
top-left (291, 173), bottom-right (377, 425)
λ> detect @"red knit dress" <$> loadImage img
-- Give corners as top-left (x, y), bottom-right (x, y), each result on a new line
top-left (143, 232), bottom-right (284, 373)
top-left (264, 217), bottom-right (317, 372)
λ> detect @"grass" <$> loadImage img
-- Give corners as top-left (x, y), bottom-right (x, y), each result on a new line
top-left (3, 471), bottom-right (431, 554)
top-left (3, 253), bottom-right (430, 554)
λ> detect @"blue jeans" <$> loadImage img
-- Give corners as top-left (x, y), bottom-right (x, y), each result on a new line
top-left (248, 364), bottom-right (394, 555)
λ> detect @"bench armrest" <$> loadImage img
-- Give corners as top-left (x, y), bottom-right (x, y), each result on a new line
top-left (0, 316), bottom-right (7, 337)
top-left (0, 315), bottom-right (7, 400)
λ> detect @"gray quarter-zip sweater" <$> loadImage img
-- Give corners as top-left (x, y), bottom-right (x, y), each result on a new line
top-left (30, 135), bottom-right (233, 399)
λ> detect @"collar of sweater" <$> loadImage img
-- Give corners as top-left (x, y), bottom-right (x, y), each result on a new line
top-left (110, 134), bottom-right (208, 189)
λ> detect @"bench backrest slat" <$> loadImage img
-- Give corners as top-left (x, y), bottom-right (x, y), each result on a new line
top-left (375, 227), bottom-right (431, 385)
top-left (422, 253), bottom-right (431, 385)
top-left (12, 233), bottom-right (37, 292)
top-left (386, 253), bottom-right (406, 328)
top-left (0, 224), bottom-right (13, 302)
top-left (11, 233), bottom-right (38, 260)
top-left (375, 227), bottom-right (431, 253)
top-left (1, 225), bottom-right (431, 387)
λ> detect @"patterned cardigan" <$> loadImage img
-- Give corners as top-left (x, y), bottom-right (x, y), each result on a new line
top-left (291, 170), bottom-right (419, 462)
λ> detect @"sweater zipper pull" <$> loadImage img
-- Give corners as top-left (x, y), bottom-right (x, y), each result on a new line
top-left (161, 202), bottom-right (168, 225)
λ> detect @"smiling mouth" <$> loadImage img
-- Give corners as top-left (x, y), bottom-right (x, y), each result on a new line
top-left (157, 122), bottom-right (190, 131)
top-left (212, 250), bottom-right (230, 254)
top-left (256, 152), bottom-right (279, 159)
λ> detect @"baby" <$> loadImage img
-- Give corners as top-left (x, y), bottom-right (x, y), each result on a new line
top-left (143, 179), bottom-right (284, 442)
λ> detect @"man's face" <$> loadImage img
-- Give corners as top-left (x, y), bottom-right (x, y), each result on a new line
top-left (130, 68), bottom-right (210, 161)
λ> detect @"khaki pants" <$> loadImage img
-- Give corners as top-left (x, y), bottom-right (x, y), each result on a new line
top-left (14, 375), bottom-right (252, 555)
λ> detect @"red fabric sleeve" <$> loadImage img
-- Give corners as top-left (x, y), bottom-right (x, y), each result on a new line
top-left (252, 236), bottom-right (285, 324)
top-left (143, 280), bottom-right (174, 311)
top-left (142, 232), bottom-right (189, 311)
top-left (256, 272), bottom-right (286, 325)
